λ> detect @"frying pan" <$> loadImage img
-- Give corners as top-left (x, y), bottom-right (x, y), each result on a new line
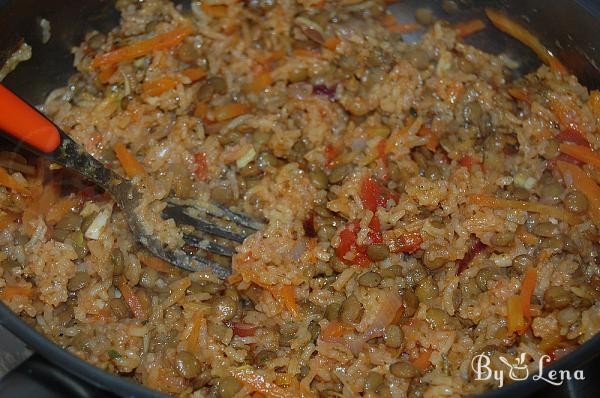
top-left (1, 0), bottom-right (600, 397)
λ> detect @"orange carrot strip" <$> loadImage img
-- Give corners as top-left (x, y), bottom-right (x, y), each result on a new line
top-left (0, 285), bottom-right (33, 300)
top-left (0, 166), bottom-right (29, 195)
top-left (244, 70), bottom-right (273, 93)
top-left (292, 49), bottom-right (320, 58)
top-left (140, 255), bottom-right (174, 273)
top-left (588, 90), bottom-right (600, 117)
top-left (231, 367), bottom-right (299, 398)
top-left (560, 143), bottom-right (600, 169)
top-left (113, 143), bottom-right (146, 178)
top-left (91, 26), bottom-right (194, 69)
top-left (508, 87), bottom-right (530, 103)
top-left (556, 160), bottom-right (600, 227)
top-left (186, 313), bottom-right (203, 353)
top-left (323, 36), bottom-right (341, 51)
top-left (142, 76), bottom-right (179, 97)
top-left (485, 8), bottom-right (567, 74)
top-left (255, 50), bottom-right (285, 65)
top-left (417, 127), bottom-right (438, 152)
top-left (387, 22), bottom-right (421, 33)
top-left (0, 212), bottom-right (17, 230)
top-left (468, 194), bottom-right (580, 225)
top-left (202, 3), bottom-right (228, 18)
top-left (520, 267), bottom-right (537, 320)
top-left (410, 349), bottom-right (432, 370)
top-left (454, 18), bottom-right (486, 38)
top-left (46, 194), bottom-right (81, 225)
top-left (181, 67), bottom-right (207, 82)
top-left (280, 285), bottom-right (299, 319)
top-left (194, 102), bottom-right (209, 118)
top-left (211, 103), bottom-right (250, 122)
top-left (507, 295), bottom-right (527, 334)
top-left (97, 66), bottom-right (117, 83)
top-left (118, 278), bottom-right (147, 319)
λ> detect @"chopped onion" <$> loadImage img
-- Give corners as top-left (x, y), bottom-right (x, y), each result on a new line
top-left (85, 204), bottom-right (113, 240)
top-left (236, 147), bottom-right (256, 168)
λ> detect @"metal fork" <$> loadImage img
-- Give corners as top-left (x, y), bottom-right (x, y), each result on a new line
top-left (0, 84), bottom-right (262, 278)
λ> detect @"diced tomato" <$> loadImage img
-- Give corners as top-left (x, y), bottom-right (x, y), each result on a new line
top-left (227, 321), bottom-right (257, 337)
top-left (456, 238), bottom-right (487, 274)
top-left (335, 217), bottom-right (384, 267)
top-left (360, 177), bottom-right (399, 212)
top-left (193, 152), bottom-right (208, 180)
top-left (458, 154), bottom-right (481, 170)
top-left (557, 127), bottom-right (590, 147)
top-left (389, 231), bottom-right (423, 253)
top-left (325, 143), bottom-right (339, 167)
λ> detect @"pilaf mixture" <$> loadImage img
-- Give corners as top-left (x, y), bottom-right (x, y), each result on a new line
top-left (2, 0), bottom-right (600, 397)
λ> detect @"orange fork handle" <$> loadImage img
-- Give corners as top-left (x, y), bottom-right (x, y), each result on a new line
top-left (0, 84), bottom-right (61, 153)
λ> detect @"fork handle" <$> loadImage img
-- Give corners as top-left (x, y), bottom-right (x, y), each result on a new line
top-left (0, 84), bottom-right (61, 153)
top-left (0, 84), bottom-right (119, 190)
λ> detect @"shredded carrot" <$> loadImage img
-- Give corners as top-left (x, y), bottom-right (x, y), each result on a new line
top-left (0, 166), bottom-right (29, 195)
top-left (202, 3), bottom-right (228, 18)
top-left (280, 285), bottom-right (299, 319)
top-left (381, 15), bottom-right (421, 33)
top-left (211, 103), bottom-right (250, 122)
top-left (0, 212), bottom-right (17, 230)
top-left (0, 285), bottom-right (33, 300)
top-left (323, 36), bottom-right (341, 51)
top-left (244, 70), bottom-right (273, 93)
top-left (410, 349), bottom-right (432, 370)
top-left (142, 76), bottom-right (179, 97)
top-left (507, 295), bottom-right (528, 334)
top-left (454, 18), bottom-right (486, 38)
top-left (186, 312), bottom-right (203, 353)
top-left (556, 160), bottom-right (600, 227)
top-left (255, 50), bottom-right (285, 65)
top-left (417, 127), bottom-right (438, 152)
top-left (520, 267), bottom-right (537, 320)
top-left (118, 278), bottom-right (148, 319)
top-left (485, 8), bottom-right (567, 74)
top-left (231, 367), bottom-right (298, 398)
top-left (194, 102), bottom-right (209, 118)
top-left (549, 98), bottom-right (581, 132)
top-left (46, 194), bottom-right (80, 225)
top-left (468, 194), bottom-right (580, 225)
top-left (515, 225), bottom-right (539, 246)
top-left (97, 66), bottom-right (117, 83)
top-left (91, 26), bottom-right (194, 69)
top-left (559, 143), bottom-right (600, 169)
top-left (113, 143), bottom-right (146, 178)
top-left (320, 320), bottom-right (349, 341)
top-left (140, 255), bottom-right (173, 273)
top-left (292, 48), bottom-right (320, 58)
top-left (87, 307), bottom-right (114, 323)
top-left (588, 90), bottom-right (600, 117)
top-left (181, 67), bottom-right (207, 82)
top-left (508, 87), bottom-right (530, 103)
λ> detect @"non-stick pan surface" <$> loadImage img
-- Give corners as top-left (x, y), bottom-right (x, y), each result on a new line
top-left (1, 0), bottom-right (599, 397)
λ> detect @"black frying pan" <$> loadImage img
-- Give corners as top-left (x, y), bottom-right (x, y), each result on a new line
top-left (1, 0), bottom-right (600, 397)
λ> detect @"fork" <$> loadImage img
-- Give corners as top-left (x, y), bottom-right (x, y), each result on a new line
top-left (0, 84), bottom-right (262, 278)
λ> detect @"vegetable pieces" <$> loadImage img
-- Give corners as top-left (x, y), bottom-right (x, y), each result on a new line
top-left (468, 194), bottom-right (580, 225)
top-left (485, 8), bottom-right (567, 74)
top-left (507, 267), bottom-right (537, 334)
top-left (0, 166), bottom-right (29, 195)
top-left (557, 161), bottom-right (600, 227)
top-left (91, 26), bottom-right (194, 69)
top-left (113, 143), bottom-right (146, 178)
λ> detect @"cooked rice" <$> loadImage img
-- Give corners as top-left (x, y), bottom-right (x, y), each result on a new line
top-left (1, 0), bottom-right (600, 397)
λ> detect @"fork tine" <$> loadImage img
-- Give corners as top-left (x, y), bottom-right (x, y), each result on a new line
top-left (209, 203), bottom-right (263, 230)
top-left (144, 242), bottom-right (231, 279)
top-left (163, 204), bottom-right (248, 243)
top-left (183, 234), bottom-right (236, 257)
top-left (165, 198), bottom-right (264, 230)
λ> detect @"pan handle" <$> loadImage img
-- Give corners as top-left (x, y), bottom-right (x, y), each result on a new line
top-left (0, 354), bottom-right (116, 398)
